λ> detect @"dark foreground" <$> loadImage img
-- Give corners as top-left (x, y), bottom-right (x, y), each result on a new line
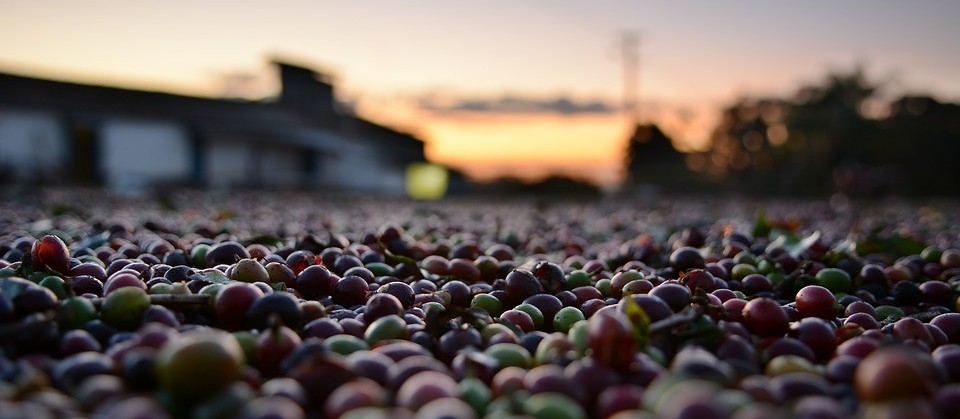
top-left (1, 189), bottom-right (959, 419)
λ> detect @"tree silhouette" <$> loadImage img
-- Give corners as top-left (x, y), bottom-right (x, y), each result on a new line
top-left (875, 96), bottom-right (960, 195)
top-left (688, 67), bottom-right (960, 196)
top-left (783, 68), bottom-right (880, 194)
top-left (623, 123), bottom-right (702, 192)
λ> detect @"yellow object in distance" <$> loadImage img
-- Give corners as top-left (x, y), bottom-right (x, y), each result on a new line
top-left (406, 163), bottom-right (448, 200)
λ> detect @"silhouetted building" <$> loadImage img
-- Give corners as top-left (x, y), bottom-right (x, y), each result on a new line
top-left (0, 59), bottom-right (426, 193)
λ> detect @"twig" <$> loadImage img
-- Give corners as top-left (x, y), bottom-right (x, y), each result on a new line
top-left (90, 294), bottom-right (211, 307)
top-left (650, 305), bottom-right (704, 335)
top-left (880, 309), bottom-right (943, 326)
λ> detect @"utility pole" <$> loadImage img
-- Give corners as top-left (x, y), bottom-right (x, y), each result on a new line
top-left (621, 31), bottom-right (640, 125)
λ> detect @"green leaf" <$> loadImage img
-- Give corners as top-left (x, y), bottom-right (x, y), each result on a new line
top-left (381, 242), bottom-right (427, 278)
top-left (623, 296), bottom-right (651, 349)
top-left (752, 209), bottom-right (772, 238)
top-left (794, 231), bottom-right (823, 258)
top-left (245, 235), bottom-right (284, 247)
top-left (77, 231), bottom-right (110, 250)
top-left (771, 230), bottom-right (820, 258)
top-left (831, 234), bottom-right (858, 257)
top-left (673, 314), bottom-right (724, 348)
top-left (0, 277), bottom-right (41, 299)
top-left (383, 248), bottom-right (416, 267)
top-left (856, 233), bottom-right (926, 259)
top-left (432, 290), bottom-right (452, 306)
top-left (768, 233), bottom-right (793, 250)
top-left (269, 282), bottom-right (287, 292)
top-left (191, 269), bottom-right (233, 285)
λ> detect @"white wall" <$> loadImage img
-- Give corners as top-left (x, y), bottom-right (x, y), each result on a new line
top-left (205, 141), bottom-right (253, 188)
top-left (269, 128), bottom-right (407, 194)
top-left (260, 146), bottom-right (302, 187)
top-left (0, 109), bottom-right (67, 178)
top-left (330, 142), bottom-right (382, 191)
top-left (0, 108), bottom-right (411, 194)
top-left (100, 119), bottom-right (191, 189)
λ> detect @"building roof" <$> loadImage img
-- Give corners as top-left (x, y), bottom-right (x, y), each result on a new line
top-left (0, 63), bottom-right (423, 152)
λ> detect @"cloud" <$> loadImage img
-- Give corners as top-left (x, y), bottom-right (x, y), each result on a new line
top-left (417, 94), bottom-right (620, 116)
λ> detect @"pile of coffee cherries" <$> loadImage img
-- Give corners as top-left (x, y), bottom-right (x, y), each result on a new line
top-left (1, 192), bottom-right (959, 418)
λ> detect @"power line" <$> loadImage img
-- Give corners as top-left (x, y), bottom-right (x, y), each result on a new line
top-left (620, 31), bottom-right (640, 125)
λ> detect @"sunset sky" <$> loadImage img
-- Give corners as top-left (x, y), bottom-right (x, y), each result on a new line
top-left (1, 1), bottom-right (958, 186)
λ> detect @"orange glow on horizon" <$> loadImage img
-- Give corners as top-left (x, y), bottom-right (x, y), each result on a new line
top-left (423, 113), bottom-right (632, 186)
top-left (356, 94), bottom-right (719, 187)
top-left (354, 97), bottom-right (638, 186)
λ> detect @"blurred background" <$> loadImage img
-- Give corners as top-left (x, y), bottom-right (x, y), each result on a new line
top-left (0, 1), bottom-right (958, 198)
